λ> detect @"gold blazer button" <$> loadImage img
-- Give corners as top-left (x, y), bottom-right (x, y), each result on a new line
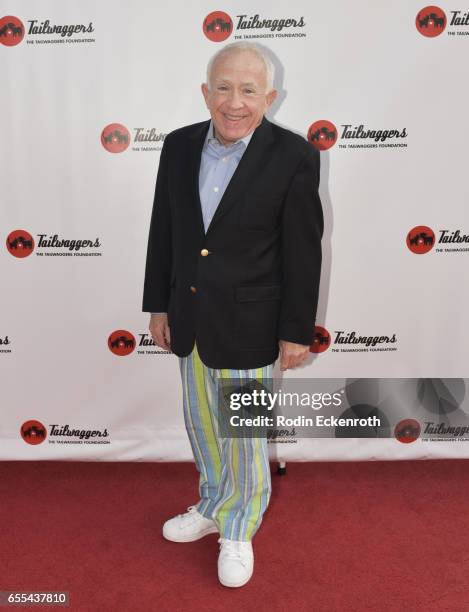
top-left (200, 248), bottom-right (209, 257)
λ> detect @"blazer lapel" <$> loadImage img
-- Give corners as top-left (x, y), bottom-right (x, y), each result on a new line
top-left (205, 116), bottom-right (274, 236)
top-left (186, 120), bottom-right (211, 239)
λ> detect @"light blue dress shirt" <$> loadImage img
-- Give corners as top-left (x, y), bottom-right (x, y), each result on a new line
top-left (152, 120), bottom-right (255, 315)
top-left (199, 120), bottom-right (254, 233)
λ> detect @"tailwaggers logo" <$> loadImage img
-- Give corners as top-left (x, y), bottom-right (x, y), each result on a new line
top-left (21, 420), bottom-right (47, 445)
top-left (407, 225), bottom-right (469, 254)
top-left (308, 120), bottom-right (408, 151)
top-left (101, 123), bottom-right (167, 154)
top-left (203, 11), bottom-right (233, 41)
top-left (101, 124), bottom-right (130, 153)
top-left (108, 330), bottom-right (136, 356)
top-left (108, 330), bottom-right (172, 356)
top-left (310, 326), bottom-right (331, 353)
top-left (416, 6), bottom-right (447, 36)
top-left (0, 16), bottom-right (25, 46)
top-left (0, 335), bottom-right (11, 354)
top-left (0, 15), bottom-right (95, 46)
top-left (6, 230), bottom-right (34, 257)
top-left (307, 121), bottom-right (337, 151)
top-left (332, 330), bottom-right (398, 353)
top-left (21, 420), bottom-right (111, 445)
top-left (312, 327), bottom-right (398, 354)
top-left (406, 225), bottom-right (435, 253)
top-left (421, 421), bottom-right (469, 440)
top-left (394, 419), bottom-right (421, 443)
top-left (416, 6), bottom-right (469, 38)
top-left (6, 230), bottom-right (102, 257)
top-left (48, 424), bottom-right (110, 445)
top-left (202, 11), bottom-right (306, 42)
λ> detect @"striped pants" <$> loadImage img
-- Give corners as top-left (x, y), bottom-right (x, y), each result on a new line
top-left (179, 344), bottom-right (273, 542)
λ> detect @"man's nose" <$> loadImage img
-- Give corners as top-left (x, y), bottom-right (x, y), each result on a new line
top-left (227, 89), bottom-right (244, 109)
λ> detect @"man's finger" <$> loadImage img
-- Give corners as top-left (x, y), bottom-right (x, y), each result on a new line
top-left (151, 323), bottom-right (169, 350)
top-left (281, 350), bottom-right (308, 371)
top-left (164, 323), bottom-right (171, 351)
top-left (159, 327), bottom-right (170, 351)
top-left (154, 330), bottom-right (167, 350)
top-left (280, 352), bottom-right (291, 371)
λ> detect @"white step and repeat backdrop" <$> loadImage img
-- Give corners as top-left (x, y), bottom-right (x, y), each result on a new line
top-left (2, 1), bottom-right (468, 461)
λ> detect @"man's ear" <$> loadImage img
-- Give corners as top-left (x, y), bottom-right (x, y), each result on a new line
top-left (201, 83), bottom-right (210, 107)
top-left (266, 89), bottom-right (278, 109)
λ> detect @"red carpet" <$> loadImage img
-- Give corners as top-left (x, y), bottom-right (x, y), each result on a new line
top-left (1, 459), bottom-right (469, 612)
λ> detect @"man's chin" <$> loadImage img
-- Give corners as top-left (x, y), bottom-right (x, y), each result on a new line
top-left (218, 124), bottom-right (252, 144)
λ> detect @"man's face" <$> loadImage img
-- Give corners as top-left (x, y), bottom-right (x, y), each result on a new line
top-left (201, 50), bottom-right (277, 146)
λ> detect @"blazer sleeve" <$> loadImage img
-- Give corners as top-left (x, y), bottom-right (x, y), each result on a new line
top-left (142, 137), bottom-right (172, 313)
top-left (277, 147), bottom-right (324, 345)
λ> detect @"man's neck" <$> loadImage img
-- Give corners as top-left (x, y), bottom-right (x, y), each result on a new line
top-left (213, 126), bottom-right (237, 147)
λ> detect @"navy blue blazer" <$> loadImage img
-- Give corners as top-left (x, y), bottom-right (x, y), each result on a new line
top-left (142, 116), bottom-right (323, 369)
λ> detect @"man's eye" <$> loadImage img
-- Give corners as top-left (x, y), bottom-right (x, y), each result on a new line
top-left (244, 89), bottom-right (255, 95)
top-left (218, 86), bottom-right (228, 91)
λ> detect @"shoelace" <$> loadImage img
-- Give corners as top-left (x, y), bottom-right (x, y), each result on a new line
top-left (177, 505), bottom-right (200, 528)
top-left (218, 538), bottom-right (252, 566)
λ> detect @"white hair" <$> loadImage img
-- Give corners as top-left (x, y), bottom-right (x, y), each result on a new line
top-left (206, 42), bottom-right (275, 92)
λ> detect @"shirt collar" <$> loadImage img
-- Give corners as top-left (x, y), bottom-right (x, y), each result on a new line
top-left (204, 119), bottom-right (255, 150)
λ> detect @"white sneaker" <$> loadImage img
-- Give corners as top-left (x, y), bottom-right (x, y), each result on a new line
top-left (217, 537), bottom-right (254, 587)
top-left (162, 505), bottom-right (218, 542)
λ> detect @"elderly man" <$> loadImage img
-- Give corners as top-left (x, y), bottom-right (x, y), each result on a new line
top-left (142, 41), bottom-right (323, 587)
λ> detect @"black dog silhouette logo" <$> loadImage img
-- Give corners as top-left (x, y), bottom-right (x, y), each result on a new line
top-left (203, 11), bottom-right (233, 42)
top-left (310, 326), bottom-right (331, 354)
top-left (21, 420), bottom-right (47, 445)
top-left (406, 226), bottom-right (435, 254)
top-left (108, 330), bottom-right (136, 356)
top-left (101, 123), bottom-right (131, 153)
top-left (394, 419), bottom-right (421, 443)
top-left (415, 6), bottom-right (447, 37)
top-left (307, 120), bottom-right (337, 151)
top-left (0, 16), bottom-right (25, 46)
top-left (6, 230), bottom-right (35, 258)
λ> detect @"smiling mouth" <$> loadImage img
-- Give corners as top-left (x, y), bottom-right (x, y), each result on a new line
top-left (223, 113), bottom-right (248, 122)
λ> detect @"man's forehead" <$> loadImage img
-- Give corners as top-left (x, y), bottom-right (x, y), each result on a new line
top-left (211, 67), bottom-right (266, 87)
top-left (212, 52), bottom-right (266, 77)
top-left (212, 76), bottom-right (260, 87)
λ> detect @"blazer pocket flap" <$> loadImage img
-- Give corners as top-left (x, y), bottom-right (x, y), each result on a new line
top-left (235, 285), bottom-right (281, 302)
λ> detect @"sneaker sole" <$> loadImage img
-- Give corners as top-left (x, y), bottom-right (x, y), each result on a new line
top-left (218, 570), bottom-right (253, 588)
top-left (162, 524), bottom-right (219, 542)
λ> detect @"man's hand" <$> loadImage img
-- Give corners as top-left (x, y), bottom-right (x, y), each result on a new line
top-left (279, 340), bottom-right (310, 371)
top-left (150, 314), bottom-right (171, 351)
